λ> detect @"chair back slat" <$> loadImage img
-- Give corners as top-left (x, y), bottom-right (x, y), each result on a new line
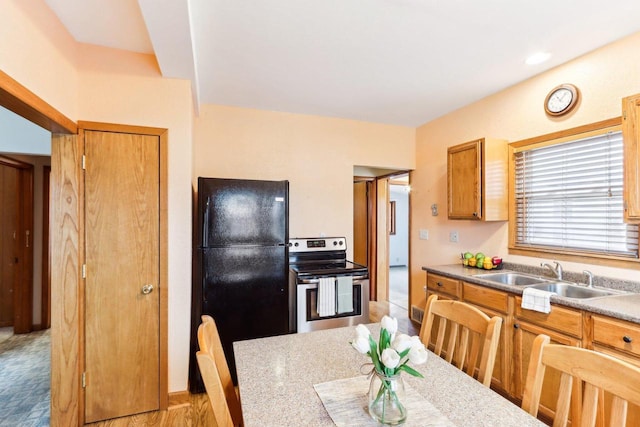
top-left (196, 351), bottom-right (234, 427)
top-left (609, 397), bottom-right (628, 427)
top-left (522, 333), bottom-right (640, 427)
top-left (445, 323), bottom-right (458, 365)
top-left (419, 295), bottom-right (502, 387)
top-left (197, 315), bottom-right (243, 426)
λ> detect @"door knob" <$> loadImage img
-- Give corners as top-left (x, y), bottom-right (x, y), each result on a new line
top-left (141, 284), bottom-right (154, 295)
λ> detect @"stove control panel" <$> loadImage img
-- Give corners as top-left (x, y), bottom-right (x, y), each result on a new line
top-left (289, 237), bottom-right (346, 252)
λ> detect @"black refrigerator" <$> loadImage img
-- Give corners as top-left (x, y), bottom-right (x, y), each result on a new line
top-left (189, 177), bottom-right (292, 392)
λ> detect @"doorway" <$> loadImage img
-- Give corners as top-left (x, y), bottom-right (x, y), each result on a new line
top-left (0, 155), bottom-right (35, 333)
top-left (388, 175), bottom-right (409, 310)
top-left (353, 170), bottom-right (411, 307)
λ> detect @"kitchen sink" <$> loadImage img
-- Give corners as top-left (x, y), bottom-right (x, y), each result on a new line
top-left (527, 282), bottom-right (618, 299)
top-left (476, 272), bottom-right (551, 286)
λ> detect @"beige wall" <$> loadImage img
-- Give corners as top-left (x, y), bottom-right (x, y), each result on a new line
top-left (1, 0), bottom-right (195, 392)
top-left (0, 0), bottom-right (79, 120)
top-left (76, 44), bottom-right (194, 392)
top-left (193, 104), bottom-right (415, 257)
top-left (411, 32), bottom-right (640, 310)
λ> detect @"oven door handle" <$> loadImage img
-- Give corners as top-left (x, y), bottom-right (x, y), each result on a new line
top-left (297, 275), bottom-right (368, 284)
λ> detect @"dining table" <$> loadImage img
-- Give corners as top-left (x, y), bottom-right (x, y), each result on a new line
top-left (234, 323), bottom-right (546, 426)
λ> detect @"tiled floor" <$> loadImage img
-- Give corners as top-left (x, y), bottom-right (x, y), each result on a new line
top-left (389, 265), bottom-right (408, 309)
top-left (0, 329), bottom-right (50, 427)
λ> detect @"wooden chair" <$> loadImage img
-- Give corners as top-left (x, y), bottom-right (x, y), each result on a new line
top-left (522, 334), bottom-right (640, 427)
top-left (419, 294), bottom-right (502, 387)
top-left (197, 315), bottom-right (243, 426)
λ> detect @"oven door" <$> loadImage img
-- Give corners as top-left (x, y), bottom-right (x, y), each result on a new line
top-left (296, 275), bottom-right (369, 333)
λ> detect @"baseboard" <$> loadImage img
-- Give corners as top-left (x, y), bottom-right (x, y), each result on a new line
top-left (168, 391), bottom-right (191, 410)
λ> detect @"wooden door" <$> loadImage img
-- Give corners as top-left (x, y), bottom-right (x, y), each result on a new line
top-left (0, 163), bottom-right (18, 327)
top-left (84, 130), bottom-right (160, 423)
top-left (0, 156), bottom-right (34, 333)
top-left (353, 178), bottom-right (376, 300)
top-left (353, 180), bottom-right (368, 266)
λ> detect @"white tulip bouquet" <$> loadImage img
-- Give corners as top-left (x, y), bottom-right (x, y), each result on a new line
top-left (351, 315), bottom-right (428, 377)
top-left (351, 316), bottom-right (428, 423)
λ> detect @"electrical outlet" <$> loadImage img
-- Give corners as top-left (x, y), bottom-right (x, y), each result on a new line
top-left (449, 230), bottom-right (459, 243)
top-left (419, 229), bottom-right (429, 240)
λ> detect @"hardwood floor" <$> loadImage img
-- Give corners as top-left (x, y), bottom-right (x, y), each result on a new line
top-left (369, 299), bottom-right (419, 336)
top-left (86, 301), bottom-right (420, 426)
top-left (85, 393), bottom-right (215, 427)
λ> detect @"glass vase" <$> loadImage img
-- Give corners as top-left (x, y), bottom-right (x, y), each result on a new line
top-left (367, 370), bottom-right (407, 425)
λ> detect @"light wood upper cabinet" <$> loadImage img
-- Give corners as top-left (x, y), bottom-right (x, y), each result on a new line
top-left (447, 138), bottom-right (508, 221)
top-left (622, 93), bottom-right (640, 221)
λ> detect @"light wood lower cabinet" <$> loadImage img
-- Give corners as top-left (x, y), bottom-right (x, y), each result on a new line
top-left (462, 282), bottom-right (511, 394)
top-left (591, 315), bottom-right (640, 427)
top-left (426, 273), bottom-right (461, 299)
top-left (424, 273), bottom-right (461, 354)
top-left (513, 319), bottom-right (581, 425)
top-left (513, 297), bottom-right (583, 425)
top-left (424, 272), bottom-right (640, 426)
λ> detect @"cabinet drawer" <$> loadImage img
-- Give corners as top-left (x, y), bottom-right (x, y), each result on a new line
top-left (463, 282), bottom-right (508, 313)
top-left (426, 273), bottom-right (461, 298)
top-left (515, 297), bottom-right (582, 338)
top-left (593, 315), bottom-right (640, 357)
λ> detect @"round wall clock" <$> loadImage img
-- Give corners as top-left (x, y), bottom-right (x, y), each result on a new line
top-left (544, 84), bottom-right (579, 116)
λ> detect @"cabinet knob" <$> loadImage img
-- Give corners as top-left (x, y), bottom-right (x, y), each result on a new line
top-left (473, 212), bottom-right (478, 217)
top-left (436, 282), bottom-right (443, 287)
top-left (513, 324), bottom-right (520, 329)
top-left (623, 335), bottom-right (633, 343)
top-left (141, 284), bottom-right (154, 295)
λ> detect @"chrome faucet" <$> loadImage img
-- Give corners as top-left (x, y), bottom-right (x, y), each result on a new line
top-left (583, 270), bottom-right (594, 288)
top-left (541, 261), bottom-right (563, 280)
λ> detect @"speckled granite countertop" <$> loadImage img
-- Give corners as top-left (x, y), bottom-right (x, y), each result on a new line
top-left (234, 324), bottom-right (545, 427)
top-left (422, 264), bottom-right (640, 324)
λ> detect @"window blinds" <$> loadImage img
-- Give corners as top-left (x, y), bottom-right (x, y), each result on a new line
top-left (514, 130), bottom-right (639, 258)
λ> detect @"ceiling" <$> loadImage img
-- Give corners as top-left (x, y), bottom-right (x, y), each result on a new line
top-left (44, 0), bottom-right (640, 127)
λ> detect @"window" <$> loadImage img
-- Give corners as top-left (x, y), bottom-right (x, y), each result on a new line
top-left (511, 121), bottom-right (639, 260)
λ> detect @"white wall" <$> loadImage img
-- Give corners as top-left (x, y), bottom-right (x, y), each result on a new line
top-left (0, 107), bottom-right (51, 155)
top-left (389, 184), bottom-right (409, 266)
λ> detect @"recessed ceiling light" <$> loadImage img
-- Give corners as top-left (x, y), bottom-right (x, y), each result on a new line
top-left (525, 52), bottom-right (551, 65)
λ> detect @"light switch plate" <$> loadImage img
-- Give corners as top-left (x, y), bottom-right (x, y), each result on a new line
top-left (449, 230), bottom-right (459, 243)
top-left (419, 229), bottom-right (429, 240)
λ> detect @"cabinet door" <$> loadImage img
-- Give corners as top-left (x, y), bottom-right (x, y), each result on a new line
top-left (448, 140), bottom-right (482, 219)
top-left (513, 321), bottom-right (581, 425)
top-left (426, 273), bottom-right (461, 298)
top-left (84, 130), bottom-right (160, 423)
top-left (592, 315), bottom-right (640, 427)
top-left (623, 93), bottom-right (640, 221)
top-left (592, 345), bottom-right (640, 427)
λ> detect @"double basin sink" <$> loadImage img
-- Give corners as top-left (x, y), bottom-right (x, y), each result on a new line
top-left (476, 271), bottom-right (621, 299)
